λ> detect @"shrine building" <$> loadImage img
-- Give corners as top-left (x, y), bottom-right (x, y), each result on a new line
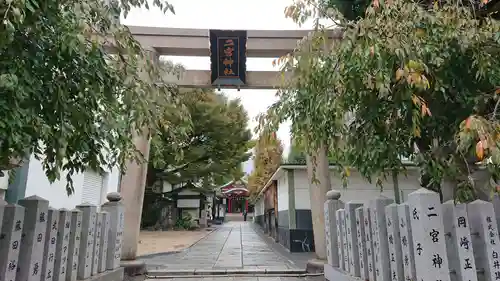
top-left (218, 179), bottom-right (253, 214)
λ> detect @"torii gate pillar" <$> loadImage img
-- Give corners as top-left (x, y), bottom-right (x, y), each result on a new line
top-left (119, 50), bottom-right (158, 263)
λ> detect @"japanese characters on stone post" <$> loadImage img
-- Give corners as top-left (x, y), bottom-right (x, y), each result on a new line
top-left (467, 200), bottom-right (500, 281)
top-left (397, 203), bottom-right (416, 281)
top-left (325, 187), bottom-right (500, 281)
top-left (0, 193), bottom-right (124, 281)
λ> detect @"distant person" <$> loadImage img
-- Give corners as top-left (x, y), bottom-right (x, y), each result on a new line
top-left (243, 209), bottom-right (248, 221)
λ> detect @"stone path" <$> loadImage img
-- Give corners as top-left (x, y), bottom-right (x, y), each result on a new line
top-left (141, 221), bottom-right (299, 271)
top-left (147, 276), bottom-right (324, 281)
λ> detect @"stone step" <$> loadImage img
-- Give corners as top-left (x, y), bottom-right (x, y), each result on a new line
top-left (148, 268), bottom-right (307, 276)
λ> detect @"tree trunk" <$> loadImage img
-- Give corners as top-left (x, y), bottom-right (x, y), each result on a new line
top-left (306, 143), bottom-right (331, 259)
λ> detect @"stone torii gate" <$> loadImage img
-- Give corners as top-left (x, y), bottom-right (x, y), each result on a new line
top-left (118, 25), bottom-right (340, 270)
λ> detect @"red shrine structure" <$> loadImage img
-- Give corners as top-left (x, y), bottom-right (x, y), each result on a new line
top-left (219, 179), bottom-right (251, 213)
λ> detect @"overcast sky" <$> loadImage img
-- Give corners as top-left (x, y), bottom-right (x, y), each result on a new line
top-left (122, 0), bottom-right (314, 174)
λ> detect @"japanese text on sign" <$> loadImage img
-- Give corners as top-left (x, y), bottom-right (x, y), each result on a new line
top-left (219, 38), bottom-right (239, 77)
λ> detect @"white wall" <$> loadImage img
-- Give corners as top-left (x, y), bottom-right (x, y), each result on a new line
top-left (277, 171), bottom-right (289, 211)
top-left (177, 199), bottom-right (200, 208)
top-left (0, 171), bottom-right (8, 190)
top-left (293, 168), bottom-right (421, 208)
top-left (24, 155), bottom-right (121, 209)
top-left (0, 171), bottom-right (9, 200)
top-left (255, 197), bottom-right (265, 216)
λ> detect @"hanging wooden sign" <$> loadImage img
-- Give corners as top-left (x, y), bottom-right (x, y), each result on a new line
top-left (209, 29), bottom-right (247, 87)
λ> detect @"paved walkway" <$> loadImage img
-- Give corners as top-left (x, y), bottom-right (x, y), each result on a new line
top-left (148, 277), bottom-right (324, 280)
top-left (141, 221), bottom-right (301, 271)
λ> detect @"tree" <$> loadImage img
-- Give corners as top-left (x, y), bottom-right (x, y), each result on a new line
top-left (287, 137), bottom-right (307, 164)
top-left (0, 0), bottom-right (188, 194)
top-left (147, 89), bottom-right (253, 190)
top-left (247, 132), bottom-right (284, 200)
top-left (269, 0), bottom-right (500, 202)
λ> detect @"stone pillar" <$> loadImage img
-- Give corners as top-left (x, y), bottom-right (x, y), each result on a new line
top-left (397, 203), bottom-right (416, 281)
top-left (41, 208), bottom-right (59, 281)
top-left (306, 143), bottom-right (331, 260)
top-left (76, 203), bottom-right (97, 279)
top-left (442, 201), bottom-right (478, 281)
top-left (101, 193), bottom-right (125, 270)
top-left (355, 207), bottom-right (368, 280)
top-left (119, 128), bottom-right (149, 261)
top-left (66, 209), bottom-right (82, 281)
top-left (345, 201), bottom-right (363, 277)
top-left (467, 200), bottom-right (500, 281)
top-left (363, 205), bottom-right (376, 281)
top-left (119, 49), bottom-right (158, 261)
top-left (0, 203), bottom-right (24, 281)
top-left (385, 203), bottom-right (403, 281)
top-left (340, 209), bottom-right (350, 272)
top-left (199, 210), bottom-right (207, 228)
top-left (324, 190), bottom-right (343, 268)
top-left (17, 195), bottom-right (49, 281)
top-left (91, 212), bottom-right (103, 275)
top-left (53, 209), bottom-right (71, 281)
top-left (408, 188), bottom-right (450, 281)
top-left (98, 212), bottom-right (110, 273)
top-left (369, 196), bottom-right (393, 281)
top-left (336, 209), bottom-right (346, 271)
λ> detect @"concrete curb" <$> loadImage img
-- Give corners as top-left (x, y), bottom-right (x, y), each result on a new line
top-left (306, 258), bottom-right (326, 273)
top-left (147, 268), bottom-right (307, 276)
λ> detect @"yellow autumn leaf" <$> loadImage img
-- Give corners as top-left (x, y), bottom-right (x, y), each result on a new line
top-left (411, 94), bottom-right (418, 104)
top-left (414, 127), bottom-right (421, 137)
top-left (476, 141), bottom-right (485, 160)
top-left (395, 69), bottom-right (404, 81)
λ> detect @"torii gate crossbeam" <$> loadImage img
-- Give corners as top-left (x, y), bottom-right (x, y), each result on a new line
top-left (125, 26), bottom-right (341, 89)
top-left (128, 25), bottom-right (341, 57)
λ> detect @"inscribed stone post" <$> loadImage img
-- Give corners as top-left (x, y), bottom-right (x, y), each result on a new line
top-left (66, 209), bottom-right (82, 281)
top-left (385, 203), bottom-right (404, 281)
top-left (53, 209), bottom-right (71, 281)
top-left (16, 196), bottom-right (49, 281)
top-left (0, 200), bottom-right (5, 237)
top-left (397, 203), bottom-right (416, 281)
top-left (92, 212), bottom-right (103, 275)
top-left (98, 211), bottom-right (110, 273)
top-left (467, 200), bottom-right (500, 281)
top-left (339, 209), bottom-right (350, 272)
top-left (325, 200), bottom-right (333, 266)
top-left (408, 188), bottom-right (450, 281)
top-left (325, 193), bottom-right (343, 268)
top-left (369, 196), bottom-right (394, 281)
top-left (356, 206), bottom-right (369, 280)
top-left (336, 209), bottom-right (346, 270)
top-left (0, 203), bottom-right (24, 281)
top-left (364, 205), bottom-right (377, 281)
top-left (442, 201), bottom-right (477, 281)
top-left (346, 201), bottom-right (363, 277)
top-left (491, 194), bottom-right (500, 234)
top-left (42, 208), bottom-right (59, 281)
top-left (199, 210), bottom-right (207, 228)
top-left (76, 203), bottom-right (97, 279)
top-left (101, 192), bottom-right (125, 270)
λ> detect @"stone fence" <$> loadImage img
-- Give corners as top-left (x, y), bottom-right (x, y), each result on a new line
top-left (324, 188), bottom-right (500, 281)
top-left (0, 192), bottom-right (125, 281)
